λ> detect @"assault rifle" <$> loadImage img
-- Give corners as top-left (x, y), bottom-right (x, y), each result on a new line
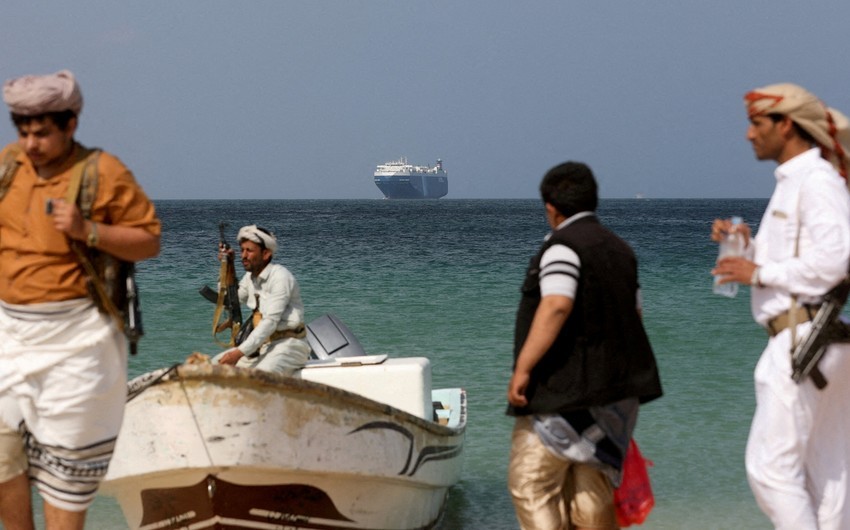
top-left (790, 274), bottom-right (850, 389)
top-left (201, 222), bottom-right (244, 347)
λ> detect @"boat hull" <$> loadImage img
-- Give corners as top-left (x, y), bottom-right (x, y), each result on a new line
top-left (374, 175), bottom-right (448, 199)
top-left (102, 364), bottom-right (465, 530)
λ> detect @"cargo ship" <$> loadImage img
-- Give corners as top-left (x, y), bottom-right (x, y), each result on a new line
top-left (374, 158), bottom-right (448, 199)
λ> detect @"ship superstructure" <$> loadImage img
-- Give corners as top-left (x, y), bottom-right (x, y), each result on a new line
top-left (373, 158), bottom-right (448, 199)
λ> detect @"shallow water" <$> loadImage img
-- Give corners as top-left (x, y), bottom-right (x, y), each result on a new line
top-left (29, 199), bottom-right (772, 529)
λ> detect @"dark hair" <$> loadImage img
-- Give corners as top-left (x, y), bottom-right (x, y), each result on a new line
top-left (766, 112), bottom-right (816, 144)
top-left (10, 110), bottom-right (76, 131)
top-left (539, 161), bottom-right (598, 217)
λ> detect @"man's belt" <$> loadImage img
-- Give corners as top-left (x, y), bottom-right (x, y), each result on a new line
top-left (268, 324), bottom-right (307, 342)
top-left (766, 305), bottom-right (820, 337)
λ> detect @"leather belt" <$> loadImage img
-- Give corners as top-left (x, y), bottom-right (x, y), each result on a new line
top-left (268, 324), bottom-right (307, 342)
top-left (766, 305), bottom-right (819, 337)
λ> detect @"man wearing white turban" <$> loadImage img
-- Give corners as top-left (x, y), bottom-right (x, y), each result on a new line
top-left (712, 83), bottom-right (850, 529)
top-left (0, 70), bottom-right (161, 529)
top-left (214, 224), bottom-right (310, 375)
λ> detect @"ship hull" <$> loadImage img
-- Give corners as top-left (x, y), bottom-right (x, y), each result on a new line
top-left (374, 175), bottom-right (448, 199)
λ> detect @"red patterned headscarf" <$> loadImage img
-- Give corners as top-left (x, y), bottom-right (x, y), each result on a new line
top-left (745, 83), bottom-right (850, 180)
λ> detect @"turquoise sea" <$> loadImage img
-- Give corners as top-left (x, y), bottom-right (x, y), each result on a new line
top-left (39, 198), bottom-right (774, 529)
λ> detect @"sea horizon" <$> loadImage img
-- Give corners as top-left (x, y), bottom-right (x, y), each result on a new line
top-left (30, 198), bottom-right (772, 529)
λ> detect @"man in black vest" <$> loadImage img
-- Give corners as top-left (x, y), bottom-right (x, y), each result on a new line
top-left (507, 162), bottom-right (662, 530)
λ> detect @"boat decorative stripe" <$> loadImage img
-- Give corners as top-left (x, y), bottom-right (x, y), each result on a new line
top-left (348, 421), bottom-right (462, 476)
top-left (138, 477), bottom-right (355, 530)
top-left (406, 445), bottom-right (464, 476)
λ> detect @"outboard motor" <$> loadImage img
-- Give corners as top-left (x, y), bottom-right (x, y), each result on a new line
top-left (306, 314), bottom-right (367, 359)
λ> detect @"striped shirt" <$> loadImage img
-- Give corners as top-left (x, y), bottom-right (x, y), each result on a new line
top-left (540, 212), bottom-right (643, 309)
top-left (539, 212), bottom-right (593, 299)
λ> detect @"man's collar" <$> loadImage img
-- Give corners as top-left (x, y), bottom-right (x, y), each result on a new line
top-left (544, 211), bottom-right (595, 240)
top-left (254, 262), bottom-right (273, 280)
top-left (775, 147), bottom-right (822, 181)
top-left (555, 211), bottom-right (595, 230)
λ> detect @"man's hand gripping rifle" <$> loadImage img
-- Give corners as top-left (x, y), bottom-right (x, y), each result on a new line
top-left (791, 274), bottom-right (850, 389)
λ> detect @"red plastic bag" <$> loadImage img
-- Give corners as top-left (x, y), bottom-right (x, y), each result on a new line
top-left (614, 439), bottom-right (655, 527)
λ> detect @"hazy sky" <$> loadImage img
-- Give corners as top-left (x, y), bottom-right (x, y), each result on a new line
top-left (2, 2), bottom-right (848, 200)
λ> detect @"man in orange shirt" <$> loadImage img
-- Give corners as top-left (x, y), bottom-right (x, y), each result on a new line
top-left (0, 70), bottom-right (161, 530)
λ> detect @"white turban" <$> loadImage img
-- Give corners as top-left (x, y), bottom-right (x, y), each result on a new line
top-left (745, 83), bottom-right (850, 179)
top-left (3, 69), bottom-right (83, 116)
top-left (237, 225), bottom-right (277, 254)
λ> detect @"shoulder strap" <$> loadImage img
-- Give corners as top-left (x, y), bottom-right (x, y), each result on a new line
top-left (64, 147), bottom-right (124, 331)
top-left (790, 195), bottom-right (803, 347)
top-left (64, 147), bottom-right (101, 217)
top-left (78, 149), bottom-right (100, 217)
top-left (0, 145), bottom-right (23, 202)
top-left (0, 145), bottom-right (100, 209)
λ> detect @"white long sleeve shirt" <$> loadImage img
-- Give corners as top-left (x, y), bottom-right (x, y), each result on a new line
top-left (751, 148), bottom-right (850, 326)
top-left (237, 262), bottom-right (305, 355)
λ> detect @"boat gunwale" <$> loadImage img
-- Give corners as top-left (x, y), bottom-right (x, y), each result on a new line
top-left (139, 363), bottom-right (467, 437)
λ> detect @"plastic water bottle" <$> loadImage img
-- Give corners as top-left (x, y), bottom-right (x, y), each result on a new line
top-left (713, 216), bottom-right (745, 298)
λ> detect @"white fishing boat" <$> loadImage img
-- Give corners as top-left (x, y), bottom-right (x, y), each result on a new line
top-left (101, 315), bottom-right (466, 530)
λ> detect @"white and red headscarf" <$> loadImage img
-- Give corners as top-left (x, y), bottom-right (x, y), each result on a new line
top-left (745, 83), bottom-right (850, 180)
top-left (3, 69), bottom-right (83, 117)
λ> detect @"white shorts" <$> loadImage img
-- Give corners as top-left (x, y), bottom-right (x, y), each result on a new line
top-left (0, 299), bottom-right (127, 512)
top-left (0, 411), bottom-right (26, 482)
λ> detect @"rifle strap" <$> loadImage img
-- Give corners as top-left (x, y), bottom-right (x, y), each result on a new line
top-left (212, 258), bottom-right (232, 345)
top-left (0, 147), bottom-right (22, 251)
top-left (789, 295), bottom-right (799, 347)
top-left (788, 196), bottom-right (830, 388)
top-left (0, 145), bottom-right (23, 201)
top-left (789, 199), bottom-right (803, 348)
top-left (64, 149), bottom-right (125, 332)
